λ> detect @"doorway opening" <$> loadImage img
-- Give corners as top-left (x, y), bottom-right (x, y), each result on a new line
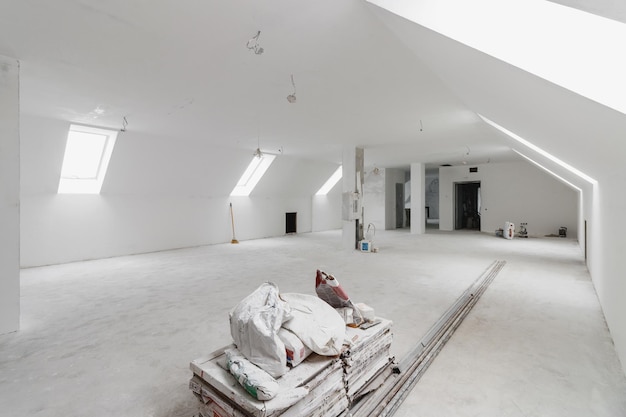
top-left (286, 212), bottom-right (297, 234)
top-left (395, 183), bottom-right (405, 229)
top-left (455, 182), bottom-right (481, 230)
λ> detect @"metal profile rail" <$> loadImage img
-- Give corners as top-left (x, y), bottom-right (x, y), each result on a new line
top-left (348, 260), bottom-right (506, 417)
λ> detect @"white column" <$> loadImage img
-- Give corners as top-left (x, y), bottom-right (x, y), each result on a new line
top-left (410, 163), bottom-right (425, 234)
top-left (341, 146), bottom-right (364, 249)
top-left (0, 56), bottom-right (20, 334)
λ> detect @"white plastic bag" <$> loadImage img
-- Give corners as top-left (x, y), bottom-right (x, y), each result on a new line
top-left (229, 282), bottom-right (291, 378)
top-left (225, 348), bottom-right (280, 401)
top-left (281, 293), bottom-right (345, 356)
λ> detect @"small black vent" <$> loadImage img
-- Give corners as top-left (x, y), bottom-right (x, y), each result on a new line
top-left (469, 167), bottom-right (478, 173)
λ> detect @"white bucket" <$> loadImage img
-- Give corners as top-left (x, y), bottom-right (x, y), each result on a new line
top-left (504, 222), bottom-right (515, 239)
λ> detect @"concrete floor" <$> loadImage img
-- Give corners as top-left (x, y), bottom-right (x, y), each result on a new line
top-left (1, 229), bottom-right (625, 416)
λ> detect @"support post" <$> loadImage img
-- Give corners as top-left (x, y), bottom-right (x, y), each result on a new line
top-left (342, 146), bottom-right (364, 249)
top-left (410, 163), bottom-right (425, 234)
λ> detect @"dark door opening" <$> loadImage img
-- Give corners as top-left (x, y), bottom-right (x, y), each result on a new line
top-left (455, 182), bottom-right (481, 230)
top-left (286, 212), bottom-right (297, 234)
top-left (395, 183), bottom-right (405, 228)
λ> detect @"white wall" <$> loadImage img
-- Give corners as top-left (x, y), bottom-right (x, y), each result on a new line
top-left (439, 161), bottom-right (578, 237)
top-left (425, 171), bottom-right (439, 219)
top-left (363, 167), bottom-right (385, 231)
top-left (0, 56), bottom-right (20, 334)
top-left (312, 191), bottom-right (342, 232)
top-left (596, 171), bottom-right (626, 370)
top-left (20, 115), bottom-right (340, 266)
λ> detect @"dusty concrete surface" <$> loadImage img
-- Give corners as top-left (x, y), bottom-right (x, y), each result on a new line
top-left (1, 230), bottom-right (624, 416)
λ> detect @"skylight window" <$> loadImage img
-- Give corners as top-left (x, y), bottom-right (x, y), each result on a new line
top-left (512, 149), bottom-right (581, 192)
top-left (58, 124), bottom-right (118, 194)
top-left (479, 114), bottom-right (597, 185)
top-left (316, 166), bottom-right (342, 195)
top-left (230, 154), bottom-right (276, 196)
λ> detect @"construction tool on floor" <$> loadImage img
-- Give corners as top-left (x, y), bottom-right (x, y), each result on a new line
top-left (350, 260), bottom-right (506, 417)
top-left (229, 202), bottom-right (239, 244)
top-left (188, 261), bottom-right (505, 417)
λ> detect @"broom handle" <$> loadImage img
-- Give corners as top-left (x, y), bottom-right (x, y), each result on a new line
top-left (230, 203), bottom-right (237, 239)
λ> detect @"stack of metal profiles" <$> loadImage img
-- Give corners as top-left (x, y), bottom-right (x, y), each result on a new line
top-left (349, 260), bottom-right (506, 417)
top-left (189, 319), bottom-right (395, 417)
top-left (190, 346), bottom-right (347, 417)
top-left (341, 318), bottom-right (395, 404)
top-left (189, 260), bottom-right (504, 417)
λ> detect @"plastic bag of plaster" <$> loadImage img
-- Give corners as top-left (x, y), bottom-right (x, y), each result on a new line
top-left (315, 269), bottom-right (364, 326)
top-left (225, 348), bottom-right (280, 401)
top-left (278, 327), bottom-right (313, 367)
top-left (281, 293), bottom-right (345, 356)
top-left (229, 282), bottom-right (291, 378)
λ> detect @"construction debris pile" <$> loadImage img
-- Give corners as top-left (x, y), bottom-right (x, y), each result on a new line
top-left (189, 270), bottom-right (394, 417)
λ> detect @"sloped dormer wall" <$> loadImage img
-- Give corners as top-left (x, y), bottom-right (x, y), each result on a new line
top-left (20, 115), bottom-right (341, 267)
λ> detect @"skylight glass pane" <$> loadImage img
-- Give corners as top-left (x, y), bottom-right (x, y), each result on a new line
top-left (231, 154), bottom-right (276, 196)
top-left (316, 166), bottom-right (342, 195)
top-left (58, 124), bottom-right (118, 194)
top-left (61, 131), bottom-right (107, 179)
top-left (512, 149), bottom-right (581, 192)
top-left (479, 114), bottom-right (597, 184)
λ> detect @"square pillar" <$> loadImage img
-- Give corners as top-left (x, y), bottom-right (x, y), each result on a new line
top-left (342, 146), bottom-right (364, 249)
top-left (410, 163), bottom-right (425, 234)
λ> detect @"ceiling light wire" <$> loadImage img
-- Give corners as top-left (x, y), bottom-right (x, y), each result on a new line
top-left (287, 74), bottom-right (297, 103)
top-left (246, 30), bottom-right (264, 55)
top-left (253, 124), bottom-right (264, 158)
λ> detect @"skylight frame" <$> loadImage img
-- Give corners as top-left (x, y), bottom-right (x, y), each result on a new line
top-left (316, 166), bottom-right (343, 195)
top-left (58, 124), bottom-right (118, 194)
top-left (230, 154), bottom-right (276, 197)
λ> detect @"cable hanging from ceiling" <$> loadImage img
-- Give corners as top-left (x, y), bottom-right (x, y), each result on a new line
top-left (246, 30), bottom-right (264, 55)
top-left (287, 74), bottom-right (297, 103)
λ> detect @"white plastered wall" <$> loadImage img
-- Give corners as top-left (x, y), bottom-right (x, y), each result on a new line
top-left (20, 115), bottom-right (341, 267)
top-left (0, 55), bottom-right (20, 334)
top-left (439, 161), bottom-right (578, 237)
top-left (425, 171), bottom-right (439, 219)
top-left (363, 166), bottom-right (386, 231)
top-left (312, 191), bottom-right (342, 232)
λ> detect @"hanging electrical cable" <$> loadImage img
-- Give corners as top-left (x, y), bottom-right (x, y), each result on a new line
top-left (246, 31), bottom-right (264, 55)
top-left (286, 74), bottom-right (297, 103)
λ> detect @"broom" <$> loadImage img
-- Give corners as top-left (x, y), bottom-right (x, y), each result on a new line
top-left (229, 202), bottom-right (239, 244)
